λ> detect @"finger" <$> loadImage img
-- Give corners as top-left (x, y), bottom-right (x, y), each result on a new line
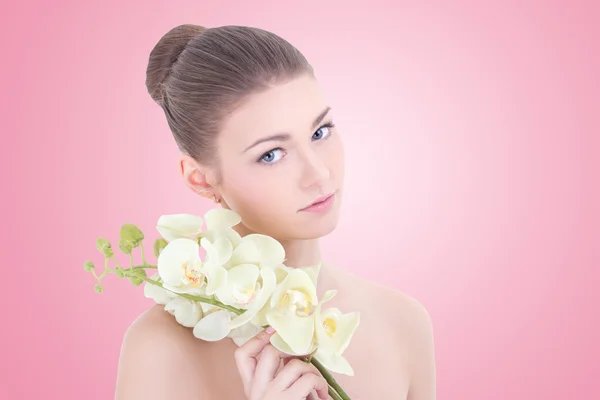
top-left (307, 389), bottom-right (328, 400)
top-left (234, 327), bottom-right (276, 388)
top-left (288, 373), bottom-right (330, 400)
top-left (281, 354), bottom-right (307, 367)
top-left (251, 345), bottom-right (283, 395)
top-left (273, 359), bottom-right (318, 389)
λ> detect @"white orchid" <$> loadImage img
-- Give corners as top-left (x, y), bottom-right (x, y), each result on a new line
top-left (214, 263), bottom-right (261, 308)
top-left (157, 237), bottom-right (230, 296)
top-left (313, 303), bottom-right (360, 376)
top-left (213, 233), bottom-right (285, 308)
top-left (228, 267), bottom-right (277, 329)
top-left (192, 268), bottom-right (277, 342)
top-left (157, 238), bottom-right (205, 295)
top-left (251, 263), bottom-right (320, 327)
top-left (264, 268), bottom-right (322, 355)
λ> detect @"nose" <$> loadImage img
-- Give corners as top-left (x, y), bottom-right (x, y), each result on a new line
top-left (299, 148), bottom-right (330, 189)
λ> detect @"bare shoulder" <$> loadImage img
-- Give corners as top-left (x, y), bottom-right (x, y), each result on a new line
top-left (115, 304), bottom-right (211, 400)
top-left (336, 268), bottom-right (433, 325)
top-left (336, 269), bottom-right (437, 399)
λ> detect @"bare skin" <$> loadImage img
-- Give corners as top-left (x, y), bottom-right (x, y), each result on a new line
top-left (115, 74), bottom-right (436, 399)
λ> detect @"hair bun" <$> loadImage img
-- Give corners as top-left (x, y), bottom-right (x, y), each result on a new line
top-left (145, 24), bottom-right (207, 105)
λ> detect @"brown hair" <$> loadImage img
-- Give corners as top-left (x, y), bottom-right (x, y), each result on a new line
top-left (145, 24), bottom-right (313, 164)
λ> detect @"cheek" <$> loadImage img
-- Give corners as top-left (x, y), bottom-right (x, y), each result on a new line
top-left (327, 137), bottom-right (345, 182)
top-left (220, 166), bottom-right (294, 221)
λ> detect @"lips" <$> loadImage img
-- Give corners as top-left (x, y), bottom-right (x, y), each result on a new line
top-left (300, 192), bottom-right (335, 211)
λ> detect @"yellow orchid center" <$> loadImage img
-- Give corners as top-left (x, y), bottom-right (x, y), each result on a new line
top-left (233, 285), bottom-right (256, 306)
top-left (322, 317), bottom-right (337, 337)
top-left (182, 260), bottom-right (204, 287)
top-left (279, 289), bottom-right (315, 317)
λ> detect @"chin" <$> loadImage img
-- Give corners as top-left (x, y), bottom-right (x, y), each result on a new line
top-left (293, 210), bottom-right (341, 240)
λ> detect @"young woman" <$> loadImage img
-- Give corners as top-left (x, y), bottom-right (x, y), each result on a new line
top-left (115, 24), bottom-right (436, 400)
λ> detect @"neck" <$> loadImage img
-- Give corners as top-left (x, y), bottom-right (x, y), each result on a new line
top-left (278, 238), bottom-right (322, 268)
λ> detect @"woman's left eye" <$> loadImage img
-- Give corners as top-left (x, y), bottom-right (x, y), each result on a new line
top-left (312, 123), bottom-right (335, 141)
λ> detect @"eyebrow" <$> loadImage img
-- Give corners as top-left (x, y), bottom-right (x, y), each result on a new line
top-left (242, 106), bottom-right (332, 153)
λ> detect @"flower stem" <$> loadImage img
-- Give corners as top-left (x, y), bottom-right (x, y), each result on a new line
top-left (142, 276), bottom-right (244, 315)
top-left (328, 386), bottom-right (344, 400)
top-left (140, 242), bottom-right (148, 265)
top-left (309, 357), bottom-right (351, 400)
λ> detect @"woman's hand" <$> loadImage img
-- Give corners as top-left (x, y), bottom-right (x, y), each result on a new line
top-left (234, 327), bottom-right (331, 400)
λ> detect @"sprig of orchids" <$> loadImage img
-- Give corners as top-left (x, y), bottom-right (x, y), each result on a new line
top-left (84, 208), bottom-right (359, 400)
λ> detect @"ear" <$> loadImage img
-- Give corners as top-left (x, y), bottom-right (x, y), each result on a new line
top-left (179, 155), bottom-right (218, 200)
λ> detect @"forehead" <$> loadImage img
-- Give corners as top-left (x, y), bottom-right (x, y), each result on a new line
top-left (219, 74), bottom-right (328, 147)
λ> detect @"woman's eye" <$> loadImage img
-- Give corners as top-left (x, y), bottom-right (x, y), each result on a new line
top-left (312, 124), bottom-right (334, 141)
top-left (259, 148), bottom-right (284, 164)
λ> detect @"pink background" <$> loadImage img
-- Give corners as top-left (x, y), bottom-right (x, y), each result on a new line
top-left (2, 0), bottom-right (598, 398)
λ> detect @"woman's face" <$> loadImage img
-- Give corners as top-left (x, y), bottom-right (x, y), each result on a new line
top-left (214, 73), bottom-right (345, 241)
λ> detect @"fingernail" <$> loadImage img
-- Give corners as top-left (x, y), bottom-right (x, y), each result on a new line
top-left (265, 326), bottom-right (275, 335)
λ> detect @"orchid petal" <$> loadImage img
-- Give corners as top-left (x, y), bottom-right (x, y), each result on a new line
top-left (267, 311), bottom-right (315, 355)
top-left (193, 309), bottom-right (231, 341)
top-left (205, 265), bottom-right (227, 296)
top-left (201, 237), bottom-right (233, 267)
top-left (241, 234), bottom-right (286, 267)
top-left (335, 312), bottom-right (361, 355)
top-left (164, 297), bottom-right (202, 328)
top-left (215, 264), bottom-right (260, 306)
top-left (229, 267), bottom-right (276, 329)
top-left (143, 273), bottom-right (175, 305)
top-left (228, 323), bottom-right (261, 346)
top-left (270, 269), bottom-right (318, 309)
top-left (204, 208), bottom-right (241, 230)
top-left (157, 238), bottom-right (199, 286)
top-left (156, 214), bottom-right (203, 241)
top-left (314, 349), bottom-right (354, 376)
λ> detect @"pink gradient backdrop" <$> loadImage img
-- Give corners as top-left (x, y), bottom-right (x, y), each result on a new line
top-left (1, 1), bottom-right (598, 398)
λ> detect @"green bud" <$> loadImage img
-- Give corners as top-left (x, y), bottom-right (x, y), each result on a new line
top-left (115, 266), bottom-right (125, 278)
top-left (128, 275), bottom-right (144, 286)
top-left (96, 238), bottom-right (114, 258)
top-left (119, 238), bottom-right (134, 255)
top-left (94, 284), bottom-right (104, 293)
top-left (83, 261), bottom-right (95, 272)
top-left (132, 268), bottom-right (147, 279)
top-left (120, 224), bottom-right (144, 247)
top-left (153, 238), bottom-right (168, 258)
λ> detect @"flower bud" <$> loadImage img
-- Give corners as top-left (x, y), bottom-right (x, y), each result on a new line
top-left (83, 261), bottom-right (95, 272)
top-left (132, 268), bottom-right (147, 279)
top-left (119, 238), bottom-right (134, 255)
top-left (96, 238), bottom-right (114, 258)
top-left (129, 276), bottom-right (144, 286)
top-left (120, 223), bottom-right (144, 247)
top-left (153, 238), bottom-right (168, 258)
top-left (115, 266), bottom-right (125, 278)
top-left (94, 284), bottom-right (104, 293)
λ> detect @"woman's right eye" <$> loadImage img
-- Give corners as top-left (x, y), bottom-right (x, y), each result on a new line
top-left (258, 148), bottom-right (285, 164)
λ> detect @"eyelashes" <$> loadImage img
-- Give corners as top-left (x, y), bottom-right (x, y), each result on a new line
top-left (256, 122), bottom-right (336, 165)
